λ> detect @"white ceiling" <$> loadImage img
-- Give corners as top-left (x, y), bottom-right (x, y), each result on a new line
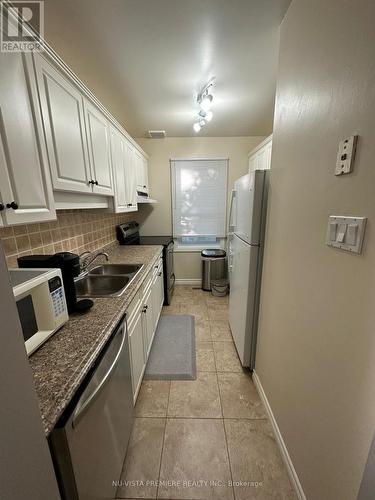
top-left (43, 0), bottom-right (290, 138)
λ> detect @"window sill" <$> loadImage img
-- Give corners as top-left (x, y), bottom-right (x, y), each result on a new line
top-left (174, 242), bottom-right (224, 253)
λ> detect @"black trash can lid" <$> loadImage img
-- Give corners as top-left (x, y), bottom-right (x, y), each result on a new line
top-left (201, 249), bottom-right (226, 258)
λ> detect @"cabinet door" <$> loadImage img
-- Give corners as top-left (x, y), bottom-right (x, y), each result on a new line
top-left (157, 264), bottom-right (164, 313)
top-left (124, 141), bottom-right (138, 211)
top-left (142, 156), bottom-right (149, 193)
top-left (152, 262), bottom-right (164, 329)
top-left (264, 140), bottom-right (273, 170)
top-left (248, 154), bottom-right (257, 173)
top-left (135, 150), bottom-right (144, 191)
top-left (110, 127), bottom-right (127, 212)
top-left (84, 100), bottom-right (113, 196)
top-left (128, 309), bottom-right (145, 396)
top-left (142, 286), bottom-right (154, 357)
top-left (34, 54), bottom-right (92, 194)
top-left (0, 53), bottom-right (56, 225)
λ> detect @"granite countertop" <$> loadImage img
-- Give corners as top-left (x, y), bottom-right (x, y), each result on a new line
top-left (29, 243), bottom-right (162, 436)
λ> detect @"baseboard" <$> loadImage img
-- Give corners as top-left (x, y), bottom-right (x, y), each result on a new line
top-left (252, 370), bottom-right (306, 500)
top-left (175, 279), bottom-right (202, 286)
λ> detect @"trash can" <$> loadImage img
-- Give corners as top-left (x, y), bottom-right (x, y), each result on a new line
top-left (201, 249), bottom-right (227, 291)
top-left (211, 278), bottom-right (229, 297)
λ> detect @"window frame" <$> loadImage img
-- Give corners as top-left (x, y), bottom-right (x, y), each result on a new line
top-left (174, 236), bottom-right (226, 253)
top-left (170, 157), bottom-right (229, 251)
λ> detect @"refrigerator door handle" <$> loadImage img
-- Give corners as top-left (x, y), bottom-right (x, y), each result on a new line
top-left (228, 189), bottom-right (237, 233)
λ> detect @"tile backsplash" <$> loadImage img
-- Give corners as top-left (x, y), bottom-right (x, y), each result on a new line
top-left (0, 210), bottom-right (135, 268)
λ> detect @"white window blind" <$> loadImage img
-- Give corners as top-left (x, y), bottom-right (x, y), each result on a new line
top-left (171, 158), bottom-right (228, 238)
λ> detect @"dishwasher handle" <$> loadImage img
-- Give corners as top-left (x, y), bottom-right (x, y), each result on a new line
top-left (72, 325), bottom-right (126, 428)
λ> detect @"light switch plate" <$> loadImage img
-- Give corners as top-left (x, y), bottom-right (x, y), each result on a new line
top-left (326, 215), bottom-right (366, 254)
top-left (335, 135), bottom-right (358, 176)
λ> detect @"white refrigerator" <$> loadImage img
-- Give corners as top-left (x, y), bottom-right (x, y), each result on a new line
top-left (228, 170), bottom-right (268, 369)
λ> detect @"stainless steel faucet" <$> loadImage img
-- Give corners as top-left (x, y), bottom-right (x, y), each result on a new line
top-left (79, 251), bottom-right (109, 274)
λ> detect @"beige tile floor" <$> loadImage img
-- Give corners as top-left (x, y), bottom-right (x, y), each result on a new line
top-left (117, 285), bottom-right (296, 500)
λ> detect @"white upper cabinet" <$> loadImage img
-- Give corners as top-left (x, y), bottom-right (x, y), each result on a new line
top-left (142, 156), bottom-right (149, 193)
top-left (248, 135), bottom-right (272, 172)
top-left (123, 140), bottom-right (138, 210)
top-left (0, 53), bottom-right (55, 226)
top-left (84, 100), bottom-right (113, 196)
top-left (110, 127), bottom-right (127, 211)
top-left (34, 55), bottom-right (92, 194)
top-left (135, 149), bottom-right (149, 194)
top-left (1, 48), bottom-right (147, 215)
top-left (110, 127), bottom-right (137, 212)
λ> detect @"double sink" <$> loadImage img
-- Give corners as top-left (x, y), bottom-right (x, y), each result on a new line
top-left (75, 264), bottom-right (143, 298)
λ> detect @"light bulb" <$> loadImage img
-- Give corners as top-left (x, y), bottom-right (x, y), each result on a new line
top-left (205, 110), bottom-right (213, 122)
top-left (200, 94), bottom-right (213, 111)
top-left (193, 122), bottom-right (201, 133)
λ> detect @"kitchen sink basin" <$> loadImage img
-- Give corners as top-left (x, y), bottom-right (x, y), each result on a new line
top-left (89, 263), bottom-right (143, 276)
top-left (75, 275), bottom-right (131, 298)
top-left (75, 262), bottom-right (144, 297)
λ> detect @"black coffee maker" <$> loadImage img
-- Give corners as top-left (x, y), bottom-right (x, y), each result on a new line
top-left (18, 252), bottom-right (93, 314)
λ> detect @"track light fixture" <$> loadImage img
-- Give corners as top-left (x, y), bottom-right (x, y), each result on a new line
top-left (193, 78), bottom-right (215, 133)
top-left (193, 122), bottom-right (201, 133)
top-left (199, 110), bottom-right (213, 122)
top-left (200, 93), bottom-right (213, 111)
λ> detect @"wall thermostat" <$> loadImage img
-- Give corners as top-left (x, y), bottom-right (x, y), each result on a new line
top-left (335, 135), bottom-right (358, 176)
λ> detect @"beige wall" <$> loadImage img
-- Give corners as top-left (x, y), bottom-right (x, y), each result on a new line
top-left (136, 137), bottom-right (265, 279)
top-left (255, 1), bottom-right (375, 499)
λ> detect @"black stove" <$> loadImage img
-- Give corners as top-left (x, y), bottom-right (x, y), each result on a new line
top-left (139, 235), bottom-right (173, 246)
top-left (116, 222), bottom-right (175, 305)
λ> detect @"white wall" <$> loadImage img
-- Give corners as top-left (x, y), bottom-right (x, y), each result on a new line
top-left (136, 136), bottom-right (265, 279)
top-left (255, 1), bottom-right (375, 499)
top-left (0, 244), bottom-right (61, 500)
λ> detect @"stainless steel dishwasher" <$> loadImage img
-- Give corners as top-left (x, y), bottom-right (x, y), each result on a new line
top-left (50, 314), bottom-right (133, 500)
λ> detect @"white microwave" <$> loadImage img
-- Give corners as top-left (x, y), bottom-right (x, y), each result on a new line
top-left (9, 268), bottom-right (69, 356)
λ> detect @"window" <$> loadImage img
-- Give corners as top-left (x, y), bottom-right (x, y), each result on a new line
top-left (171, 158), bottom-right (228, 249)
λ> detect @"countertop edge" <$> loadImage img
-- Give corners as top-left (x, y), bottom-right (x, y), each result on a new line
top-left (29, 244), bottom-right (163, 435)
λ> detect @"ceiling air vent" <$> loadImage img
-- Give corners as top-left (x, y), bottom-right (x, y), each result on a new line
top-left (147, 130), bottom-right (166, 139)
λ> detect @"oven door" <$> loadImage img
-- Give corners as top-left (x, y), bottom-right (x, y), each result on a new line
top-left (165, 242), bottom-right (175, 304)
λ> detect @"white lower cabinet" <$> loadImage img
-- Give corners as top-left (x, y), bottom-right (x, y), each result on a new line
top-left (127, 254), bottom-right (164, 402)
top-left (142, 285), bottom-right (154, 358)
top-left (128, 302), bottom-right (145, 398)
top-left (152, 259), bottom-right (164, 331)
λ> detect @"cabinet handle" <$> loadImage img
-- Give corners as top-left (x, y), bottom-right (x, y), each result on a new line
top-left (95, 180), bottom-right (99, 185)
top-left (88, 180), bottom-right (94, 185)
top-left (127, 203), bottom-right (132, 207)
top-left (143, 185), bottom-right (147, 188)
top-left (0, 203), bottom-right (4, 211)
top-left (158, 272), bottom-right (162, 276)
top-left (6, 201), bottom-right (18, 210)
